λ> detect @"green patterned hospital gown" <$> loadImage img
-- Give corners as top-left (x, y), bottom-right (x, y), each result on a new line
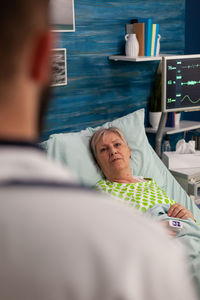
top-left (95, 177), bottom-right (175, 213)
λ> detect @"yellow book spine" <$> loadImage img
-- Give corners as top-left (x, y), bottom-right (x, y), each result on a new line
top-left (151, 24), bottom-right (156, 56)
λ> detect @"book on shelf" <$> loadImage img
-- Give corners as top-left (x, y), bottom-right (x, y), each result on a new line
top-left (133, 22), bottom-right (145, 56)
top-left (151, 23), bottom-right (160, 56)
top-left (166, 112), bottom-right (175, 127)
top-left (137, 18), bottom-right (152, 56)
top-left (151, 24), bottom-right (156, 56)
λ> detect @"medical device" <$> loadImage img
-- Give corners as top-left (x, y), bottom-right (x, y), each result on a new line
top-left (162, 151), bottom-right (200, 204)
top-left (162, 54), bottom-right (200, 112)
top-left (168, 220), bottom-right (183, 231)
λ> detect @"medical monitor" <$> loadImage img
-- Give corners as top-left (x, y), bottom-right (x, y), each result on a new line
top-left (162, 54), bottom-right (200, 112)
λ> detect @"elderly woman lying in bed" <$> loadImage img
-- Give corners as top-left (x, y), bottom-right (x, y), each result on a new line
top-left (90, 126), bottom-right (194, 221)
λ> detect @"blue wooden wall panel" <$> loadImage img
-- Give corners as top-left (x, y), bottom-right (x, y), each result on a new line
top-left (184, 0), bottom-right (200, 122)
top-left (41, 0), bottom-right (185, 141)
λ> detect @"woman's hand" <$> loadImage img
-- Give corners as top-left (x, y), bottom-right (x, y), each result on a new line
top-left (168, 203), bottom-right (194, 221)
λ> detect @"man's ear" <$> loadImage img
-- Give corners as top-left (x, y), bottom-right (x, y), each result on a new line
top-left (30, 30), bottom-right (54, 84)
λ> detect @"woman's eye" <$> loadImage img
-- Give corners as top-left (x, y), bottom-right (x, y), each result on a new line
top-left (100, 148), bottom-right (106, 152)
top-left (115, 143), bottom-right (121, 147)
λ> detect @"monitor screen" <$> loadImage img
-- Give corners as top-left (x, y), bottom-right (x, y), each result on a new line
top-left (162, 54), bottom-right (200, 112)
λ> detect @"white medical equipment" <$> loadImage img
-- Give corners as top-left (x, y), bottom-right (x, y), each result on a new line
top-left (162, 151), bottom-right (200, 204)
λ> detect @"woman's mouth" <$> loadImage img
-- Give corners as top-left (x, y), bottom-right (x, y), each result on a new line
top-left (111, 158), bottom-right (121, 163)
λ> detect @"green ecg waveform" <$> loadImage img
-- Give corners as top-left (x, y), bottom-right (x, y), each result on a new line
top-left (180, 95), bottom-right (200, 104)
top-left (182, 64), bottom-right (200, 69)
top-left (181, 80), bottom-right (200, 86)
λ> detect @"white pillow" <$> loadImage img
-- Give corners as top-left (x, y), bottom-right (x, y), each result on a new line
top-left (41, 109), bottom-right (150, 186)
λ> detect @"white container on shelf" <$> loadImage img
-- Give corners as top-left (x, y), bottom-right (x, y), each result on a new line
top-left (175, 112), bottom-right (181, 126)
top-left (149, 111), bottom-right (162, 129)
top-left (156, 34), bottom-right (161, 56)
top-left (125, 34), bottom-right (139, 57)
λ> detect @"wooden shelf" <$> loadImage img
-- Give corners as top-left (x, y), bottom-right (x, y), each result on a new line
top-left (145, 120), bottom-right (200, 135)
top-left (108, 54), bottom-right (169, 62)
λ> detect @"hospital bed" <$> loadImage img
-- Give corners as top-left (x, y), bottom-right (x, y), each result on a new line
top-left (41, 108), bottom-right (200, 224)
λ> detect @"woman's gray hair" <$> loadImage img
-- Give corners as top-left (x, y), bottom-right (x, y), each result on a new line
top-left (90, 127), bottom-right (128, 160)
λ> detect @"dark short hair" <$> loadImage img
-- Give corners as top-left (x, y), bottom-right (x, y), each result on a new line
top-left (0, 0), bottom-right (49, 82)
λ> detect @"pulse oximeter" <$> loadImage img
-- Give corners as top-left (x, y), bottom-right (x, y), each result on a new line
top-left (168, 220), bottom-right (183, 231)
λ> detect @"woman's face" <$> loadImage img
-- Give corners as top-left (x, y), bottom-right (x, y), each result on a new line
top-left (95, 132), bottom-right (131, 179)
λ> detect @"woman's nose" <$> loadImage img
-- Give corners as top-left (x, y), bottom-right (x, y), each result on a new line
top-left (109, 146), bottom-right (116, 156)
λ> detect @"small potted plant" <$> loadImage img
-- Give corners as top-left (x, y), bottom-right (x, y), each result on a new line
top-left (149, 64), bottom-right (162, 129)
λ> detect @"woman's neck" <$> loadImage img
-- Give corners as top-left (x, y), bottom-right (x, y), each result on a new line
top-left (107, 170), bottom-right (139, 183)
